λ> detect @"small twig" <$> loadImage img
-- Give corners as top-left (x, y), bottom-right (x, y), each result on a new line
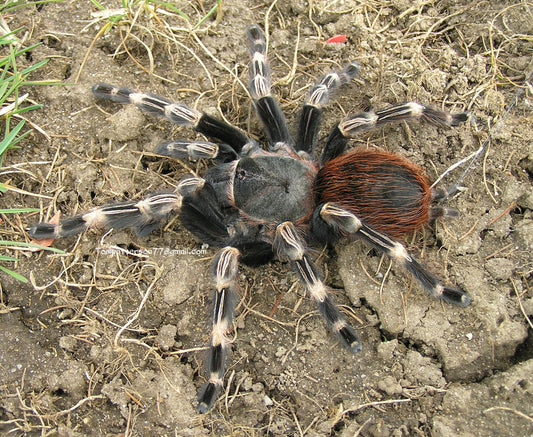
top-left (354, 418), bottom-right (372, 437)
top-left (487, 202), bottom-right (515, 226)
top-left (75, 20), bottom-right (114, 83)
top-left (282, 312), bottom-right (314, 365)
top-left (114, 264), bottom-right (163, 346)
top-left (484, 406), bottom-right (533, 423)
top-left (277, 21), bottom-right (300, 86)
top-left (432, 58), bottom-right (533, 195)
top-left (378, 258), bottom-right (392, 305)
top-left (511, 278), bottom-right (533, 330)
top-left (484, 243), bottom-right (514, 261)
top-left (458, 219), bottom-right (479, 241)
top-left (168, 346), bottom-right (209, 355)
top-left (43, 395), bottom-right (105, 419)
top-left (334, 398), bottom-right (412, 426)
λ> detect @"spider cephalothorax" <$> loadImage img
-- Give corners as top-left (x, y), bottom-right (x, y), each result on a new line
top-left (29, 24), bottom-right (471, 413)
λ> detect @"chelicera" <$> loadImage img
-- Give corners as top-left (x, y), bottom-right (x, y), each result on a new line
top-left (29, 24), bottom-right (471, 413)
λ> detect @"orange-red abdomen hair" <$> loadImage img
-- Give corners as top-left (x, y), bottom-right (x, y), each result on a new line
top-left (314, 149), bottom-right (433, 239)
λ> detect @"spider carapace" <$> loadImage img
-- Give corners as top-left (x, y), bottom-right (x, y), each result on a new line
top-left (29, 24), bottom-right (472, 413)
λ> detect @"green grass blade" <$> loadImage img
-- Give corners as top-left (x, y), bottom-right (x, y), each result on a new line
top-left (0, 208), bottom-right (40, 213)
top-left (0, 265), bottom-right (28, 282)
top-left (146, 0), bottom-right (190, 19)
top-left (0, 119), bottom-right (25, 155)
top-left (12, 104), bottom-right (44, 115)
top-left (0, 240), bottom-right (65, 254)
top-left (89, 0), bottom-right (105, 10)
top-left (0, 0), bottom-right (62, 14)
top-left (0, 26), bottom-right (25, 44)
top-left (19, 59), bottom-right (50, 75)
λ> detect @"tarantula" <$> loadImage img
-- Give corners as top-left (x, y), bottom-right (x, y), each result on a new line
top-left (29, 24), bottom-right (472, 413)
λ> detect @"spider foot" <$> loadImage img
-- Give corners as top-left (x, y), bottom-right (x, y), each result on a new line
top-left (337, 324), bottom-right (363, 353)
top-left (439, 286), bottom-right (472, 307)
top-left (317, 295), bottom-right (363, 353)
top-left (321, 102), bottom-right (469, 163)
top-left (339, 103), bottom-right (470, 137)
top-left (245, 25), bottom-right (291, 145)
top-left (27, 215), bottom-right (86, 239)
top-left (422, 107), bottom-right (469, 126)
top-left (91, 83), bottom-right (132, 103)
top-left (402, 257), bottom-right (472, 307)
top-left (307, 61), bottom-right (361, 108)
top-left (197, 380), bottom-right (223, 414)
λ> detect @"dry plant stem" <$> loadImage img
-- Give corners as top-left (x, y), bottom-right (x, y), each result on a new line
top-left (118, 26), bottom-right (155, 77)
top-left (281, 312), bottom-right (315, 365)
top-left (154, 26), bottom-right (214, 88)
top-left (113, 264), bottom-right (162, 346)
top-left (511, 278), bottom-right (533, 330)
top-left (75, 21), bottom-right (113, 83)
top-left (484, 243), bottom-right (514, 260)
top-left (30, 250), bottom-right (81, 291)
top-left (45, 395), bottom-right (106, 419)
top-left (354, 418), bottom-right (373, 437)
top-left (191, 31), bottom-right (250, 99)
top-left (487, 201), bottom-right (516, 226)
top-left (435, 59), bottom-right (533, 195)
top-left (483, 406), bottom-right (533, 423)
top-left (224, 369), bottom-right (236, 413)
top-left (276, 21), bottom-right (300, 86)
top-left (333, 398), bottom-right (412, 426)
top-left (262, 0), bottom-right (279, 50)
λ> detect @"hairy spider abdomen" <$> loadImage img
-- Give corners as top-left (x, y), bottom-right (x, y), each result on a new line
top-left (314, 149), bottom-right (432, 238)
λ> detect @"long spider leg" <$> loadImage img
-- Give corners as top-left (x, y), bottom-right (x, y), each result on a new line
top-left (27, 178), bottom-right (204, 239)
top-left (92, 84), bottom-right (252, 153)
top-left (315, 203), bottom-right (472, 307)
top-left (296, 61), bottom-right (360, 154)
top-left (273, 221), bottom-right (362, 353)
top-left (320, 103), bottom-right (469, 164)
top-left (197, 246), bottom-right (240, 413)
top-left (28, 192), bottom-right (181, 239)
top-left (246, 24), bottom-right (291, 147)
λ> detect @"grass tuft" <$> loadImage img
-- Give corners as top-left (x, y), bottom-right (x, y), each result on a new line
top-left (0, 22), bottom-right (62, 283)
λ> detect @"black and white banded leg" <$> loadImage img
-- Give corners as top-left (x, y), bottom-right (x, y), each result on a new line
top-left (246, 24), bottom-right (291, 146)
top-left (273, 221), bottom-right (362, 352)
top-left (197, 246), bottom-right (240, 413)
top-left (314, 203), bottom-right (472, 306)
top-left (156, 140), bottom-right (238, 162)
top-left (296, 61), bottom-right (360, 154)
top-left (27, 177), bottom-right (204, 239)
top-left (92, 84), bottom-right (253, 156)
top-left (321, 103), bottom-right (469, 164)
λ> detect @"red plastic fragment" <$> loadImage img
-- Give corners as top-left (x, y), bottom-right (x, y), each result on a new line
top-left (326, 34), bottom-right (347, 44)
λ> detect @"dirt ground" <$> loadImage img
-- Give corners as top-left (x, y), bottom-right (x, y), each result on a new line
top-left (1, 1), bottom-right (532, 436)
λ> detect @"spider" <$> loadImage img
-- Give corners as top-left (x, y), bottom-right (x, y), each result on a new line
top-left (28, 24), bottom-right (472, 413)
